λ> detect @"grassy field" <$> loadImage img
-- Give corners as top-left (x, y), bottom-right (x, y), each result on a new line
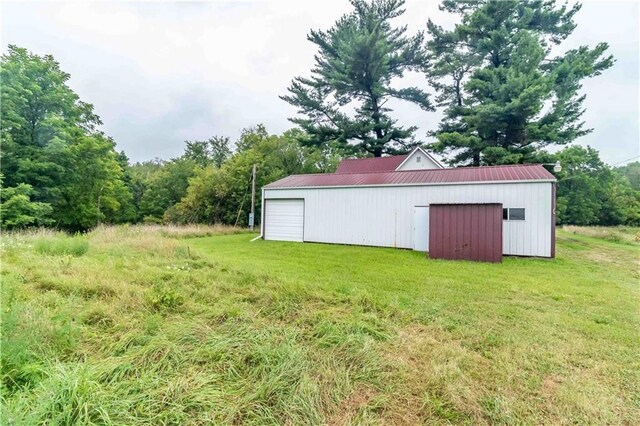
top-left (1, 225), bottom-right (638, 425)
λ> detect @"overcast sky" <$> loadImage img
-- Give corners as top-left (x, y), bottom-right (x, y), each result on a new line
top-left (2, 0), bottom-right (639, 165)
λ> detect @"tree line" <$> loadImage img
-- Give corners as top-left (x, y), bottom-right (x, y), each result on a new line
top-left (1, 0), bottom-right (638, 231)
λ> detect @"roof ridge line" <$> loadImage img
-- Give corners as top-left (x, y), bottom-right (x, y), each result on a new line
top-left (340, 154), bottom-right (408, 161)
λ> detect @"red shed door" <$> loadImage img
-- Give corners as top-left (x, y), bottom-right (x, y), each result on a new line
top-left (429, 204), bottom-right (503, 263)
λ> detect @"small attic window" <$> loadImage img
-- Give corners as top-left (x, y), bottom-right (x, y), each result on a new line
top-left (416, 156), bottom-right (422, 163)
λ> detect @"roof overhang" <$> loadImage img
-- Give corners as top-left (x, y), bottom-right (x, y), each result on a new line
top-left (264, 179), bottom-right (557, 191)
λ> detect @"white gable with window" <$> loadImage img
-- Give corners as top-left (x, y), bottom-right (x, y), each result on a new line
top-left (395, 147), bottom-right (444, 171)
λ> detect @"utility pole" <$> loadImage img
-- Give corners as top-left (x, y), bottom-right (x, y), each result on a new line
top-left (249, 164), bottom-right (256, 231)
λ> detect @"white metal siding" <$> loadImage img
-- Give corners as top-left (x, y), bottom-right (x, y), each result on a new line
top-left (263, 182), bottom-right (553, 257)
top-left (264, 199), bottom-right (304, 242)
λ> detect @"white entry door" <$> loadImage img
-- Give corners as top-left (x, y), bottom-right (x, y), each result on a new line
top-left (413, 206), bottom-right (429, 251)
top-left (264, 199), bottom-right (304, 242)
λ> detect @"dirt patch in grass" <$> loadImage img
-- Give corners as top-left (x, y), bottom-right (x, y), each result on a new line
top-left (326, 385), bottom-right (378, 425)
top-left (540, 374), bottom-right (564, 397)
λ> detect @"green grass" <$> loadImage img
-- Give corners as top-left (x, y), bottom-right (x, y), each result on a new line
top-left (1, 225), bottom-right (638, 425)
top-left (562, 225), bottom-right (640, 246)
top-left (33, 234), bottom-right (89, 257)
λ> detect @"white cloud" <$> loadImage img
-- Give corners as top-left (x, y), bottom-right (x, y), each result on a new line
top-left (2, 0), bottom-right (638, 164)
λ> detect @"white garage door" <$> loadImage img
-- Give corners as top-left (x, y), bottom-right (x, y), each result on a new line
top-left (264, 199), bottom-right (304, 242)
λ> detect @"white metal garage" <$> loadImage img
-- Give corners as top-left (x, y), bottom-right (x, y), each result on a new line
top-left (263, 199), bottom-right (304, 242)
top-left (260, 148), bottom-right (557, 258)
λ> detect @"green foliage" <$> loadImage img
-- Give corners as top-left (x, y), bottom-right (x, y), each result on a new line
top-left (555, 146), bottom-right (640, 225)
top-left (183, 136), bottom-right (232, 167)
top-left (34, 235), bottom-right (89, 256)
top-left (0, 183), bottom-right (54, 229)
top-left (170, 126), bottom-right (335, 225)
top-left (57, 135), bottom-right (135, 230)
top-left (133, 158), bottom-right (198, 221)
top-left (0, 45), bottom-right (134, 231)
top-left (426, 0), bottom-right (614, 166)
top-left (147, 285), bottom-right (184, 312)
top-left (281, 0), bottom-right (432, 157)
top-left (615, 161), bottom-right (640, 190)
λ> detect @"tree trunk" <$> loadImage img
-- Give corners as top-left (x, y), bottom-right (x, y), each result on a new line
top-left (370, 93), bottom-right (384, 157)
top-left (473, 151), bottom-right (480, 167)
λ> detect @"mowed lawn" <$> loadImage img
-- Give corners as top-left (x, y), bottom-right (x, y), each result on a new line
top-left (1, 226), bottom-right (638, 425)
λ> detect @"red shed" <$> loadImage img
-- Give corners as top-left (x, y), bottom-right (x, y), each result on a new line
top-left (429, 204), bottom-right (503, 263)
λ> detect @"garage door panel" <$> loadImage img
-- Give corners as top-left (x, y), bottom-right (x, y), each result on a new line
top-left (429, 203), bottom-right (502, 262)
top-left (265, 199), bottom-right (304, 242)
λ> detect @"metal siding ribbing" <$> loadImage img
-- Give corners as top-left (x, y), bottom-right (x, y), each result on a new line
top-left (264, 199), bottom-right (304, 242)
top-left (264, 182), bottom-right (553, 257)
top-left (336, 155), bottom-right (407, 173)
top-left (427, 203), bottom-right (504, 263)
top-left (551, 183), bottom-right (556, 258)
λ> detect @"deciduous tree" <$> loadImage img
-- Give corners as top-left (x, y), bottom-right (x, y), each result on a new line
top-left (170, 127), bottom-right (329, 225)
top-left (183, 136), bottom-right (232, 168)
top-left (555, 146), bottom-right (639, 225)
top-left (0, 181), bottom-right (54, 229)
top-left (0, 45), bottom-right (134, 230)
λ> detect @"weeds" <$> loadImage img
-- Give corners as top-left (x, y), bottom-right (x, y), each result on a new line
top-left (563, 225), bottom-right (640, 245)
top-left (0, 225), bottom-right (638, 424)
top-left (34, 235), bottom-right (89, 256)
top-left (147, 285), bottom-right (184, 312)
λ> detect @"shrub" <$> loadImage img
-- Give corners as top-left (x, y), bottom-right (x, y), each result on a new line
top-left (143, 215), bottom-right (163, 225)
top-left (34, 236), bottom-right (89, 256)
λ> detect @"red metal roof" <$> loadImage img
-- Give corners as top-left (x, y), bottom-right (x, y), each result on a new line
top-left (265, 164), bottom-right (556, 188)
top-left (335, 155), bottom-right (408, 173)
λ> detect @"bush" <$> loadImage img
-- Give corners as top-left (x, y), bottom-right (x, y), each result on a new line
top-left (34, 236), bottom-right (89, 256)
top-left (142, 215), bottom-right (163, 225)
top-left (0, 184), bottom-right (54, 230)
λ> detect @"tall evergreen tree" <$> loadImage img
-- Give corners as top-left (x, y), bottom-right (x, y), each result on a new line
top-left (426, 0), bottom-right (614, 166)
top-left (281, 0), bottom-right (433, 157)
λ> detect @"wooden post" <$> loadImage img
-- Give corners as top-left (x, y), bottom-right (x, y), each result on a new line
top-left (250, 164), bottom-right (256, 231)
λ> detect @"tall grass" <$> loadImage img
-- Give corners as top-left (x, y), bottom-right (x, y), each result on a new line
top-left (34, 235), bottom-right (89, 256)
top-left (90, 223), bottom-right (249, 241)
top-left (562, 225), bottom-right (640, 245)
top-left (1, 225), bottom-right (638, 424)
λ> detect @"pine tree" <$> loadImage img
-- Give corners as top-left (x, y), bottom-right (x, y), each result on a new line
top-left (281, 0), bottom-right (433, 157)
top-left (426, 0), bottom-right (614, 166)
